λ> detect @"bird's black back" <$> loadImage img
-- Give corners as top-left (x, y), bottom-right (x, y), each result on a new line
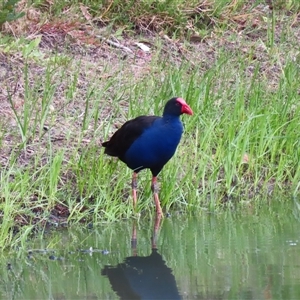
top-left (102, 115), bottom-right (159, 161)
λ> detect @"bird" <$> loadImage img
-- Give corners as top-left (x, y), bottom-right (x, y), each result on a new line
top-left (102, 97), bottom-right (193, 216)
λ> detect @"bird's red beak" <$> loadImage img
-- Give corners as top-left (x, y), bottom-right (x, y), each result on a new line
top-left (181, 104), bottom-right (193, 115)
top-left (177, 98), bottom-right (193, 115)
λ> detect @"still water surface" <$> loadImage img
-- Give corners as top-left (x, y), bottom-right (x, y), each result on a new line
top-left (1, 199), bottom-right (300, 299)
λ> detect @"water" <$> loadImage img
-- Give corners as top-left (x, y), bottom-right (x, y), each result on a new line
top-left (1, 198), bottom-right (300, 299)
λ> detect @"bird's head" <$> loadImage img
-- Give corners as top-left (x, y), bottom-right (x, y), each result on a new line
top-left (163, 97), bottom-right (193, 116)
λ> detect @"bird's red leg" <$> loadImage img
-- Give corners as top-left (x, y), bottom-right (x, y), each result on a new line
top-left (132, 172), bottom-right (138, 208)
top-left (151, 176), bottom-right (163, 216)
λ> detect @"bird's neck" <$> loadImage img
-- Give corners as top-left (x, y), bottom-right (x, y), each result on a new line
top-left (162, 114), bottom-right (181, 122)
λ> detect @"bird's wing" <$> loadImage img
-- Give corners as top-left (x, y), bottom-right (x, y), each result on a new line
top-left (102, 115), bottom-right (159, 158)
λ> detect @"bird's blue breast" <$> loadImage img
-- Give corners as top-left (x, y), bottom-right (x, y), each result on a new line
top-left (124, 117), bottom-right (183, 171)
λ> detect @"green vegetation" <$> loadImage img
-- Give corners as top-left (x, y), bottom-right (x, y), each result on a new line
top-left (0, 0), bottom-right (25, 27)
top-left (0, 0), bottom-right (300, 248)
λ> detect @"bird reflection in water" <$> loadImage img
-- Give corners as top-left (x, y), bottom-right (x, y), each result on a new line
top-left (102, 216), bottom-right (181, 300)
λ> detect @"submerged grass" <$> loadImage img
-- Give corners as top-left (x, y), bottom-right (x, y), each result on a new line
top-left (0, 0), bottom-right (300, 248)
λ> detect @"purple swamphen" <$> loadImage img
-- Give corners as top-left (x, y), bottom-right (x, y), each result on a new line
top-left (102, 97), bottom-right (193, 215)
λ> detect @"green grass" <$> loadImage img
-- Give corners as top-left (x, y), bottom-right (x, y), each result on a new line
top-left (0, 0), bottom-right (300, 248)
